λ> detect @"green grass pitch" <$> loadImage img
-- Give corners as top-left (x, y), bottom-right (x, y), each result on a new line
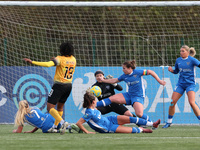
top-left (0, 124), bottom-right (200, 150)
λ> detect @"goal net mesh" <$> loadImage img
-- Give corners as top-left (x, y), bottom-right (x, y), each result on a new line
top-left (1, 4), bottom-right (200, 124)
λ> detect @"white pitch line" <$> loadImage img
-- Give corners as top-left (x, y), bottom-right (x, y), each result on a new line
top-left (103, 136), bottom-right (200, 139)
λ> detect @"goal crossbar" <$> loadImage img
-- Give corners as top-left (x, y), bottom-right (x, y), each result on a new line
top-left (0, 1), bottom-right (200, 7)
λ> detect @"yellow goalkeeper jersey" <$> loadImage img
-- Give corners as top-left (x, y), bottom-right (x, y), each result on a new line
top-left (54, 55), bottom-right (76, 83)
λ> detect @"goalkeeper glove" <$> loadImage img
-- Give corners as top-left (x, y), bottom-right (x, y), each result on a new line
top-left (106, 75), bottom-right (117, 87)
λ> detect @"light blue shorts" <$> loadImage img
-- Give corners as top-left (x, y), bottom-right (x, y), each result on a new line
top-left (122, 92), bottom-right (144, 105)
top-left (106, 116), bottom-right (119, 133)
top-left (42, 114), bottom-right (55, 133)
top-left (174, 83), bottom-right (196, 95)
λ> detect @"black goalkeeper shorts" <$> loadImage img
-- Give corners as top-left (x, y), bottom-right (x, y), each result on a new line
top-left (97, 103), bottom-right (128, 115)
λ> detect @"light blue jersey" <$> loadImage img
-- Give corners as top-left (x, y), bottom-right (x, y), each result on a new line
top-left (82, 108), bottom-right (119, 133)
top-left (25, 107), bottom-right (55, 133)
top-left (118, 69), bottom-right (148, 97)
top-left (173, 56), bottom-right (200, 84)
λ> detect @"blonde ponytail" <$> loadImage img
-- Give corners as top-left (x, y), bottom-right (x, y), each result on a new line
top-left (189, 47), bottom-right (196, 57)
top-left (181, 45), bottom-right (196, 57)
top-left (14, 100), bottom-right (31, 126)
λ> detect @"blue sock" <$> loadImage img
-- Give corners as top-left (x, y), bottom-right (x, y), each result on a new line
top-left (168, 115), bottom-right (173, 119)
top-left (132, 127), bottom-right (141, 133)
top-left (141, 114), bottom-right (152, 122)
top-left (96, 98), bottom-right (111, 107)
top-left (197, 116), bottom-right (200, 120)
top-left (129, 117), bottom-right (147, 126)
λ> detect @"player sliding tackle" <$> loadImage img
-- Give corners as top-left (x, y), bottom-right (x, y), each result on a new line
top-left (96, 60), bottom-right (166, 129)
top-left (13, 100), bottom-right (68, 134)
top-left (76, 91), bottom-right (160, 134)
top-left (13, 100), bottom-right (81, 134)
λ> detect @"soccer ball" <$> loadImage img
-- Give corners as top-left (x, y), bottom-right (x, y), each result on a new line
top-left (90, 86), bottom-right (102, 97)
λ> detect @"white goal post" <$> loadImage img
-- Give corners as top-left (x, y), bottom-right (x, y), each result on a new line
top-left (1, 1), bottom-right (200, 124)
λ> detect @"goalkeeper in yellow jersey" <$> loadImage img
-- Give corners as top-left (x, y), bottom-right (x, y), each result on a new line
top-left (23, 42), bottom-right (76, 135)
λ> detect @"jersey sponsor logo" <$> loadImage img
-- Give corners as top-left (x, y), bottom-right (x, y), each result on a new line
top-left (84, 113), bottom-right (89, 118)
top-left (66, 61), bottom-right (75, 65)
top-left (133, 75), bottom-right (137, 78)
top-left (183, 69), bottom-right (192, 72)
top-left (174, 85), bottom-right (178, 91)
top-left (106, 85), bottom-right (110, 90)
top-left (97, 114), bottom-right (101, 119)
top-left (127, 81), bottom-right (139, 86)
top-left (180, 68), bottom-right (192, 72)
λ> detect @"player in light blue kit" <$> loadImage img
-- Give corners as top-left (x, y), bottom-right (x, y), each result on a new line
top-left (96, 60), bottom-right (165, 128)
top-left (76, 91), bottom-right (161, 134)
top-left (163, 45), bottom-right (200, 128)
top-left (13, 100), bottom-right (68, 134)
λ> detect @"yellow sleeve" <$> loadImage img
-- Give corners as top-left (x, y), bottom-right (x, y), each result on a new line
top-left (32, 61), bottom-right (55, 67)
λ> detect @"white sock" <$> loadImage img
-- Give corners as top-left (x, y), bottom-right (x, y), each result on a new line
top-left (146, 121), bottom-right (153, 126)
top-left (167, 118), bottom-right (172, 123)
top-left (138, 127), bottom-right (143, 133)
top-left (60, 120), bottom-right (65, 125)
top-left (52, 124), bottom-right (57, 129)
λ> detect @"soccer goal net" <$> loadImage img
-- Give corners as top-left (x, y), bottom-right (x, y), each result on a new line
top-left (1, 1), bottom-right (200, 124)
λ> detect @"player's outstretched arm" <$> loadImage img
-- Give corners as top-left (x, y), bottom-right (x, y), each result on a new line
top-left (148, 70), bottom-right (166, 86)
top-left (76, 118), bottom-right (96, 134)
top-left (23, 58), bottom-right (55, 67)
top-left (24, 127), bottom-right (39, 133)
top-left (106, 75), bottom-right (122, 90)
top-left (100, 78), bottom-right (119, 84)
